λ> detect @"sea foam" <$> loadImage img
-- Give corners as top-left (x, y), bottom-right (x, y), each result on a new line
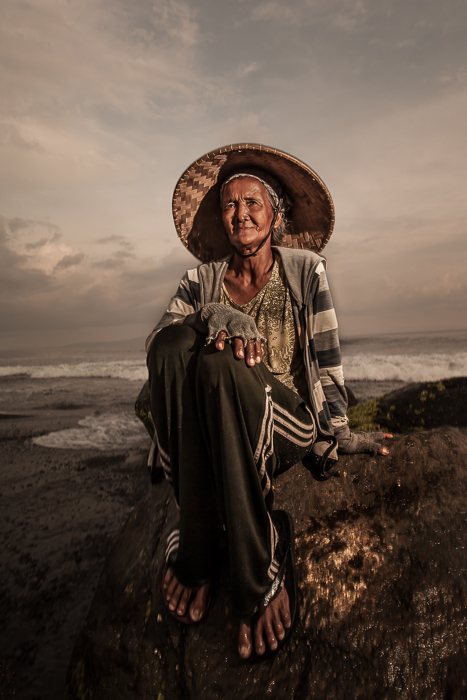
top-left (343, 351), bottom-right (467, 383)
top-left (0, 360), bottom-right (147, 382)
top-left (32, 412), bottom-right (150, 451)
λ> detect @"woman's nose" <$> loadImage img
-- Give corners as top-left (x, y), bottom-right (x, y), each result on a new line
top-left (237, 201), bottom-right (249, 220)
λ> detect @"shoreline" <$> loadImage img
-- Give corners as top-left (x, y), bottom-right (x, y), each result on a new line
top-left (0, 403), bottom-right (151, 700)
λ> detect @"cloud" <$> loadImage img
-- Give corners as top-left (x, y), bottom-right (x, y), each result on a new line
top-left (0, 123), bottom-right (44, 152)
top-left (0, 213), bottom-right (195, 338)
top-left (54, 252), bottom-right (85, 271)
top-left (250, 0), bottom-right (368, 30)
top-left (97, 234), bottom-right (135, 251)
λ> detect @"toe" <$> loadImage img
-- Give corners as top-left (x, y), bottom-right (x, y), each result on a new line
top-left (168, 582), bottom-right (183, 611)
top-left (176, 585), bottom-right (191, 616)
top-left (238, 622), bottom-right (253, 659)
top-left (190, 582), bottom-right (210, 622)
top-left (254, 620), bottom-right (266, 655)
top-left (264, 620), bottom-right (277, 651)
top-left (274, 616), bottom-right (285, 641)
top-left (162, 567), bottom-right (174, 592)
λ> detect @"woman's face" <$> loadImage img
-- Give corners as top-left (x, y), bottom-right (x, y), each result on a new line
top-left (221, 177), bottom-right (281, 254)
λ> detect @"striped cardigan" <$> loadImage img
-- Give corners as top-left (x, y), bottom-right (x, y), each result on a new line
top-left (146, 247), bottom-right (369, 471)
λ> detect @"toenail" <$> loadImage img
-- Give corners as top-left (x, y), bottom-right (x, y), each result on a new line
top-left (191, 609), bottom-right (200, 621)
top-left (239, 645), bottom-right (249, 658)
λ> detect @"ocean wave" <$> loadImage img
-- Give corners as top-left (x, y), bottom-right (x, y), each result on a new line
top-left (32, 412), bottom-right (150, 451)
top-left (2, 350), bottom-right (466, 385)
top-left (343, 351), bottom-right (467, 382)
top-left (0, 360), bottom-right (147, 382)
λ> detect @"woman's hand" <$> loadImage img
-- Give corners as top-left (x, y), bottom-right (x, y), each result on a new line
top-left (201, 304), bottom-right (265, 367)
top-left (378, 433), bottom-right (393, 456)
top-left (215, 331), bottom-right (263, 367)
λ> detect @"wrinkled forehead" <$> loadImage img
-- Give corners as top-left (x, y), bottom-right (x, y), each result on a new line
top-left (221, 176), bottom-right (269, 200)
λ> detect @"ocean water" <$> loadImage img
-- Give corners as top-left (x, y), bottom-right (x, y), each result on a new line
top-left (1, 330), bottom-right (465, 450)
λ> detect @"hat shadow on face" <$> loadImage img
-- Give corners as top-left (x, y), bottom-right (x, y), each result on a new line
top-left (187, 183), bottom-right (233, 264)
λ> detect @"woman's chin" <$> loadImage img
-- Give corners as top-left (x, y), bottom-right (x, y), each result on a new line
top-left (231, 236), bottom-right (265, 254)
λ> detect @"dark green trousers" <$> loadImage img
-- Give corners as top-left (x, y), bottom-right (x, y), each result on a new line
top-left (147, 323), bottom-right (315, 618)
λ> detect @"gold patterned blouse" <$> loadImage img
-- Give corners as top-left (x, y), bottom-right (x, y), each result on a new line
top-left (220, 256), bottom-right (307, 399)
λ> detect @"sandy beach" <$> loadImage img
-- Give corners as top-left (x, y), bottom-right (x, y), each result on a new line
top-left (0, 377), bottom-right (152, 700)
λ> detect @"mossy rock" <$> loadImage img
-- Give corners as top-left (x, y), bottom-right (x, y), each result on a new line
top-left (349, 377), bottom-right (467, 434)
top-left (347, 397), bottom-right (383, 432)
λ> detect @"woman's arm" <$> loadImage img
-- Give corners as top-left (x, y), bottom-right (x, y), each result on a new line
top-left (311, 263), bottom-right (391, 456)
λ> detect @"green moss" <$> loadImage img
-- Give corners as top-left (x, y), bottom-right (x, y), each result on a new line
top-left (420, 390), bottom-right (429, 402)
top-left (65, 659), bottom-right (92, 700)
top-left (347, 397), bottom-right (382, 432)
top-left (436, 380), bottom-right (446, 392)
top-left (135, 406), bottom-right (155, 439)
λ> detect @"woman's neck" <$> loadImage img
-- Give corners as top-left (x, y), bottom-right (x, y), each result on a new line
top-left (224, 246), bottom-right (275, 305)
top-left (228, 245), bottom-right (274, 281)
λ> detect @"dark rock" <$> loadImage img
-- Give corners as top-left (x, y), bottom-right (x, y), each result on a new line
top-left (348, 376), bottom-right (467, 433)
top-left (66, 426), bottom-right (467, 699)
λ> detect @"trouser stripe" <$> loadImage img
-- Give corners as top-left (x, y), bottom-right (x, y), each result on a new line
top-left (267, 512), bottom-right (279, 580)
top-left (165, 528), bottom-right (180, 561)
top-left (272, 401), bottom-right (315, 447)
top-left (254, 387), bottom-right (275, 498)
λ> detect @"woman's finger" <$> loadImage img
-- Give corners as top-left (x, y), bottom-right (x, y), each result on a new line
top-left (245, 339), bottom-right (256, 367)
top-left (233, 337), bottom-right (244, 359)
top-left (254, 339), bottom-right (263, 363)
top-left (215, 330), bottom-right (227, 351)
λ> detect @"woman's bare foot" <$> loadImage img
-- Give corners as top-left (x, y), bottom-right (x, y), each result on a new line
top-left (162, 567), bottom-right (211, 622)
top-left (238, 587), bottom-right (291, 659)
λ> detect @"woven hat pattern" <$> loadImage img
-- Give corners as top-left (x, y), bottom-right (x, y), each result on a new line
top-left (172, 144), bottom-right (335, 263)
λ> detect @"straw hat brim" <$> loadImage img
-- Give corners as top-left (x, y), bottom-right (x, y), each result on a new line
top-left (172, 143), bottom-right (335, 263)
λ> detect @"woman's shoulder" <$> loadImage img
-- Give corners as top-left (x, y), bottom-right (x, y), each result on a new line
top-left (273, 246), bottom-right (326, 274)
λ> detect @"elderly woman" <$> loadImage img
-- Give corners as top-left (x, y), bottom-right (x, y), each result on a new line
top-left (146, 144), bottom-right (391, 660)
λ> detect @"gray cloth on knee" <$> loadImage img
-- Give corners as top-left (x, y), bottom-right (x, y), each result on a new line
top-left (201, 303), bottom-right (266, 347)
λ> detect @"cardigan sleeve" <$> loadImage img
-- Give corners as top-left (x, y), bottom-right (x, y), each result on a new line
top-left (310, 262), bottom-right (348, 419)
top-left (145, 269), bottom-right (205, 353)
top-left (310, 262), bottom-right (384, 455)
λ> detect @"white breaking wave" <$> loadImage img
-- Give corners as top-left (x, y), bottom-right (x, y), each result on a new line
top-left (32, 412), bottom-right (150, 451)
top-left (0, 360), bottom-right (147, 382)
top-left (343, 351), bottom-right (467, 382)
top-left (2, 350), bottom-right (466, 385)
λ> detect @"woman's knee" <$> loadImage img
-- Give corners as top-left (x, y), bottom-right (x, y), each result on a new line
top-left (147, 323), bottom-right (199, 368)
top-left (196, 342), bottom-right (250, 388)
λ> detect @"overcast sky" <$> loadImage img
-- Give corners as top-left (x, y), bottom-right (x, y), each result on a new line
top-left (1, 0), bottom-right (466, 351)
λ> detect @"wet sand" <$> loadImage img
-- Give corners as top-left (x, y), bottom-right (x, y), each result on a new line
top-left (0, 389), bottom-right (151, 700)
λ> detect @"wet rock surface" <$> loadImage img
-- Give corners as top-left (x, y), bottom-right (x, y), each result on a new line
top-left (67, 426), bottom-right (467, 699)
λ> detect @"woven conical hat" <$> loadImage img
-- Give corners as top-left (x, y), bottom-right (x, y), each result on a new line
top-left (172, 143), bottom-right (335, 263)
